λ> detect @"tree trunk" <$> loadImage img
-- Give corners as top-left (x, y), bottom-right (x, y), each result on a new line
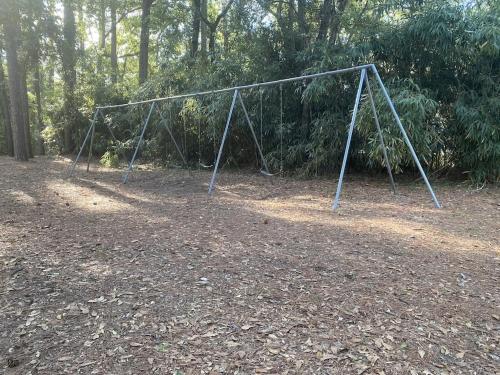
top-left (317, 0), bottom-right (333, 41)
top-left (99, 0), bottom-right (106, 50)
top-left (97, 0), bottom-right (106, 74)
top-left (200, 0), bottom-right (236, 61)
top-left (62, 0), bottom-right (77, 153)
top-left (78, 2), bottom-right (85, 53)
top-left (33, 64), bottom-right (45, 155)
top-left (20, 66), bottom-right (33, 158)
top-left (110, 0), bottom-right (118, 84)
top-left (208, 26), bottom-right (216, 57)
top-left (0, 53), bottom-right (14, 156)
top-left (191, 0), bottom-right (200, 57)
top-left (200, 0), bottom-right (207, 59)
top-left (2, 2), bottom-right (29, 161)
top-left (297, 0), bottom-right (309, 49)
top-left (297, 0), bottom-right (308, 34)
top-left (139, 0), bottom-right (154, 85)
top-left (329, 0), bottom-right (349, 45)
top-left (223, 17), bottom-right (229, 53)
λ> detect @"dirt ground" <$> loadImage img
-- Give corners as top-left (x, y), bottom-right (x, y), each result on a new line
top-left (0, 156), bottom-right (498, 375)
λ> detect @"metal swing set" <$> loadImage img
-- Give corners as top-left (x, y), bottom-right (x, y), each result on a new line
top-left (68, 64), bottom-right (441, 210)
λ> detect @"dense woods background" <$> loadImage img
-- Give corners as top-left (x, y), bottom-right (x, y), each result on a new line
top-left (0, 0), bottom-right (498, 182)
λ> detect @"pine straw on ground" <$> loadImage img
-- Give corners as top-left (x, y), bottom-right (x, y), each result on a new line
top-left (0, 156), bottom-right (499, 375)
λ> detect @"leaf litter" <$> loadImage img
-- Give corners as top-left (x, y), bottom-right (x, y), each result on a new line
top-left (0, 156), bottom-right (499, 374)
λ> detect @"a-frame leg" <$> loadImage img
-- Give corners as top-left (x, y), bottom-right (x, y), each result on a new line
top-left (86, 109), bottom-right (99, 172)
top-left (370, 65), bottom-right (441, 208)
top-left (69, 108), bottom-right (100, 177)
top-left (122, 102), bottom-right (156, 184)
top-left (208, 89), bottom-right (239, 195)
top-left (155, 105), bottom-right (188, 167)
top-left (364, 73), bottom-right (396, 193)
top-left (98, 110), bottom-right (119, 142)
top-left (332, 68), bottom-right (366, 210)
top-left (237, 91), bottom-right (271, 175)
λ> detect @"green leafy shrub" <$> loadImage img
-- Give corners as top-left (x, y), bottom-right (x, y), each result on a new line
top-left (100, 150), bottom-right (119, 168)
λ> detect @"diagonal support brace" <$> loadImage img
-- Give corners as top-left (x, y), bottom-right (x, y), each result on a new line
top-left (370, 65), bottom-right (441, 208)
top-left (155, 105), bottom-right (188, 167)
top-left (364, 73), bottom-right (396, 194)
top-left (122, 102), bottom-right (156, 184)
top-left (237, 92), bottom-right (271, 175)
top-left (208, 89), bottom-right (239, 195)
top-left (332, 68), bottom-right (366, 210)
top-left (69, 108), bottom-right (100, 177)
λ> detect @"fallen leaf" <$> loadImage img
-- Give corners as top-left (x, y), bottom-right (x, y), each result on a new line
top-left (268, 347), bottom-right (280, 355)
top-left (321, 353), bottom-right (335, 361)
top-left (201, 331), bottom-right (218, 338)
top-left (225, 341), bottom-right (239, 348)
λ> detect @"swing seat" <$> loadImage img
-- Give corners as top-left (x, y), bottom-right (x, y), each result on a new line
top-left (199, 162), bottom-right (213, 169)
top-left (260, 169), bottom-right (276, 177)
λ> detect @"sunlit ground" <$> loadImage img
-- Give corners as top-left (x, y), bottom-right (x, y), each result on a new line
top-left (0, 156), bottom-right (498, 374)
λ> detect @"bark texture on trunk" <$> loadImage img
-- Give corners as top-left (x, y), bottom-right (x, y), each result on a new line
top-left (317, 0), bottom-right (334, 41)
top-left (199, 0), bottom-right (235, 60)
top-left (191, 0), bottom-right (201, 57)
top-left (329, 0), bottom-right (349, 45)
top-left (2, 1), bottom-right (29, 160)
top-left (110, 0), bottom-right (118, 84)
top-left (62, 0), bottom-right (77, 153)
top-left (33, 63), bottom-right (45, 155)
top-left (99, 0), bottom-right (106, 50)
top-left (200, 0), bottom-right (207, 58)
top-left (139, 0), bottom-right (154, 85)
top-left (0, 50), bottom-right (14, 156)
top-left (20, 66), bottom-right (33, 158)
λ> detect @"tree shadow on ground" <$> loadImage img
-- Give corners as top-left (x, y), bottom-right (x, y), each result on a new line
top-left (0, 157), bottom-right (498, 374)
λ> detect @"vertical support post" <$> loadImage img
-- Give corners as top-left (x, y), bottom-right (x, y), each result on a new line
top-left (208, 89), bottom-right (238, 195)
top-left (364, 73), bottom-right (396, 193)
top-left (237, 92), bottom-right (270, 174)
top-left (122, 102), bottom-right (156, 184)
top-left (86, 109), bottom-right (99, 172)
top-left (332, 68), bottom-right (366, 210)
top-left (69, 108), bottom-right (99, 177)
top-left (370, 65), bottom-right (441, 208)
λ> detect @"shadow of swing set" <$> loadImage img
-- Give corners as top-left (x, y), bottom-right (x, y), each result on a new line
top-left (68, 64), bottom-right (441, 210)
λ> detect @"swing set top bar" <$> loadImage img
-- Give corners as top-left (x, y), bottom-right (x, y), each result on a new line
top-left (96, 64), bottom-right (374, 110)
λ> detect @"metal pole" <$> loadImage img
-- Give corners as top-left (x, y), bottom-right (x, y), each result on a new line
top-left (332, 68), bottom-right (366, 210)
top-left (156, 108), bottom-right (188, 166)
top-left (69, 109), bottom-right (99, 177)
top-left (122, 102), bottom-right (156, 184)
top-left (370, 65), bottom-right (441, 208)
top-left (208, 89), bottom-right (238, 195)
top-left (279, 84), bottom-right (284, 175)
top-left (98, 110), bottom-right (119, 143)
top-left (237, 92), bottom-right (270, 174)
top-left (364, 74), bottom-right (396, 193)
top-left (86, 109), bottom-right (99, 172)
top-left (96, 64), bottom-right (374, 110)
top-left (259, 89), bottom-right (263, 149)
